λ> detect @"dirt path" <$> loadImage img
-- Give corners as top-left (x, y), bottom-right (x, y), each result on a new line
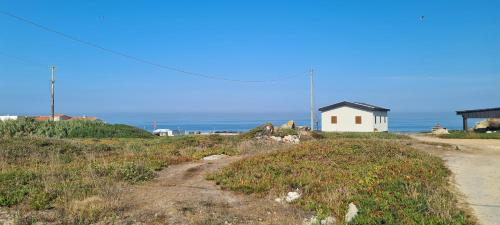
top-left (412, 135), bottom-right (500, 225)
top-left (119, 155), bottom-right (308, 224)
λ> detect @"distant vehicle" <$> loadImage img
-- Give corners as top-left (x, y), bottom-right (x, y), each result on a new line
top-left (153, 129), bottom-right (173, 136)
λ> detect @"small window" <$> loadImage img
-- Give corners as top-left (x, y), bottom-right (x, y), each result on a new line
top-left (331, 116), bottom-right (337, 124)
top-left (379, 116), bottom-right (381, 123)
top-left (374, 116), bottom-right (377, 124)
top-left (384, 116), bottom-right (386, 123)
top-left (355, 116), bottom-right (362, 124)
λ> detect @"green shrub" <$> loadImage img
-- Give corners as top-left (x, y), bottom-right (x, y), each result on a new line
top-left (0, 118), bottom-right (153, 138)
top-left (439, 131), bottom-right (500, 139)
top-left (0, 170), bottom-right (39, 206)
top-left (116, 162), bottom-right (156, 183)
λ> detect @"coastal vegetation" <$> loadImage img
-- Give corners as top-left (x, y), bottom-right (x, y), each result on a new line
top-left (0, 118), bottom-right (152, 138)
top-left (208, 134), bottom-right (474, 224)
top-left (0, 134), bottom-right (263, 223)
top-left (0, 123), bottom-right (474, 224)
top-left (439, 131), bottom-right (500, 139)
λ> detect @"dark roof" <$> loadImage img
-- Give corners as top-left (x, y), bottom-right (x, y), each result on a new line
top-left (319, 101), bottom-right (390, 112)
top-left (456, 107), bottom-right (500, 115)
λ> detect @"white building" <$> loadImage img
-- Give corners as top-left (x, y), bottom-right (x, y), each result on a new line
top-left (153, 129), bottom-right (174, 137)
top-left (0, 115), bottom-right (18, 121)
top-left (319, 101), bottom-right (390, 132)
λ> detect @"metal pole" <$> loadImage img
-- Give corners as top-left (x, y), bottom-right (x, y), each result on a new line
top-left (310, 69), bottom-right (315, 131)
top-left (51, 65), bottom-right (55, 121)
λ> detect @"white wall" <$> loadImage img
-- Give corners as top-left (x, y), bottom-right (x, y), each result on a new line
top-left (321, 106), bottom-right (374, 132)
top-left (373, 111), bottom-right (389, 132)
top-left (0, 116), bottom-right (18, 121)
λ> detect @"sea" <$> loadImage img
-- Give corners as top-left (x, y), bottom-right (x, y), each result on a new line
top-left (92, 112), bottom-right (482, 133)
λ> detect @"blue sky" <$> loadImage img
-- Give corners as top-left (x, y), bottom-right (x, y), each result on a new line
top-left (1, 0), bottom-right (499, 115)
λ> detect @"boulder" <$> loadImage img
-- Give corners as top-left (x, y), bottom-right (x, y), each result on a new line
top-left (283, 135), bottom-right (300, 144)
top-left (345, 202), bottom-right (358, 223)
top-left (432, 128), bottom-right (449, 135)
top-left (474, 119), bottom-right (500, 132)
top-left (202, 154), bottom-right (228, 161)
top-left (281, 120), bottom-right (296, 129)
top-left (285, 191), bottom-right (301, 202)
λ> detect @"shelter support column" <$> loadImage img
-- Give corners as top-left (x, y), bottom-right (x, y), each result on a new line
top-left (462, 116), bottom-right (468, 131)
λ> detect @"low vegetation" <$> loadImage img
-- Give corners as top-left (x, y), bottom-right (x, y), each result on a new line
top-left (439, 131), bottom-right (500, 139)
top-left (208, 134), bottom-right (473, 224)
top-left (0, 135), bottom-right (258, 223)
top-left (0, 118), bottom-right (153, 138)
top-left (0, 122), bottom-right (474, 224)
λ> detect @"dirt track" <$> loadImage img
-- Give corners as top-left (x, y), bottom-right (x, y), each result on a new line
top-left (120, 155), bottom-right (308, 224)
top-left (412, 135), bottom-right (500, 225)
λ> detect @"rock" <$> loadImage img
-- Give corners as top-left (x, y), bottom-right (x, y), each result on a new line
top-left (474, 119), bottom-right (500, 132)
top-left (321, 216), bottom-right (336, 225)
top-left (431, 123), bottom-right (449, 135)
top-left (274, 197), bottom-right (283, 203)
top-left (283, 135), bottom-right (300, 144)
top-left (345, 202), bottom-right (358, 223)
top-left (202, 154), bottom-right (228, 161)
top-left (486, 131), bottom-right (493, 134)
top-left (285, 191), bottom-right (301, 202)
top-left (265, 124), bottom-right (275, 133)
top-left (303, 216), bottom-right (318, 225)
top-left (281, 120), bottom-right (296, 129)
top-left (270, 136), bottom-right (283, 142)
top-left (303, 215), bottom-right (336, 225)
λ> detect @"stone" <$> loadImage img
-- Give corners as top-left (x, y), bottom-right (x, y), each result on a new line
top-left (321, 216), bottom-right (336, 225)
top-left (281, 120), bottom-right (296, 129)
top-left (474, 119), bottom-right (500, 132)
top-left (202, 154), bottom-right (228, 161)
top-left (432, 128), bottom-right (449, 135)
top-left (270, 136), bottom-right (283, 142)
top-left (345, 202), bottom-right (358, 223)
top-left (285, 191), bottom-right (301, 202)
top-left (303, 216), bottom-right (318, 225)
top-left (283, 135), bottom-right (300, 144)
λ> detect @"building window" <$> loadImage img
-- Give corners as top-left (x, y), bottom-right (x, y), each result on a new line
top-left (331, 116), bottom-right (337, 124)
top-left (374, 116), bottom-right (377, 124)
top-left (355, 116), bottom-right (362, 124)
top-left (379, 116), bottom-right (382, 123)
top-left (384, 116), bottom-right (386, 123)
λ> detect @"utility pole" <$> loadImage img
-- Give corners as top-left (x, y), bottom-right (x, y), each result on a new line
top-left (51, 65), bottom-right (55, 121)
top-left (310, 69), bottom-right (315, 131)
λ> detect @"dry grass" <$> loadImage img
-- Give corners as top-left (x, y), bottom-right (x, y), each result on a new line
top-left (0, 135), bottom-right (261, 224)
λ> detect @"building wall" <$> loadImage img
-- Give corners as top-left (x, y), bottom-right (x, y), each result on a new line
top-left (373, 111), bottom-right (389, 132)
top-left (0, 116), bottom-right (18, 121)
top-left (321, 106), bottom-right (374, 132)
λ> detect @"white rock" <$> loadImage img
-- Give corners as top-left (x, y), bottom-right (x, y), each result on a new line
top-left (202, 154), bottom-right (228, 161)
top-left (345, 202), bottom-right (358, 223)
top-left (303, 216), bottom-right (318, 225)
top-left (283, 135), bottom-right (300, 144)
top-left (486, 131), bottom-right (493, 134)
top-left (274, 197), bottom-right (283, 203)
top-left (270, 136), bottom-right (283, 142)
top-left (321, 216), bottom-right (336, 225)
top-left (285, 191), bottom-right (301, 202)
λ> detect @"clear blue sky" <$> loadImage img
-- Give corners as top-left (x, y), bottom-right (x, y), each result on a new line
top-left (1, 0), bottom-right (499, 115)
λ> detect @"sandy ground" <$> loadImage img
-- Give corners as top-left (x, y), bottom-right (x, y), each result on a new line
top-left (119, 155), bottom-right (309, 224)
top-left (412, 135), bottom-right (500, 225)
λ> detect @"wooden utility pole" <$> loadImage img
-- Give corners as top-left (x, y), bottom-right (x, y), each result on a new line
top-left (51, 65), bottom-right (55, 121)
top-left (310, 69), bottom-right (315, 131)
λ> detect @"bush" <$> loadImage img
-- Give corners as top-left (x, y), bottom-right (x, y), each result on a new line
top-left (0, 118), bottom-right (153, 138)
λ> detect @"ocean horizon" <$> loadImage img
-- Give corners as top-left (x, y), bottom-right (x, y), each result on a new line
top-left (84, 112), bottom-right (480, 133)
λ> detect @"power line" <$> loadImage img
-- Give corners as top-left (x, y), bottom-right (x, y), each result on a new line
top-left (0, 11), bottom-right (306, 83)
